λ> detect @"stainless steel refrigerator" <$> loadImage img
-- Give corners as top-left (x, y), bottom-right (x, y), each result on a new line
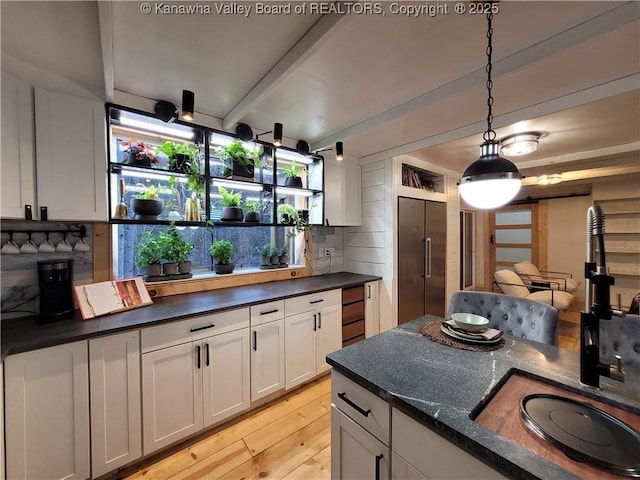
top-left (398, 197), bottom-right (447, 324)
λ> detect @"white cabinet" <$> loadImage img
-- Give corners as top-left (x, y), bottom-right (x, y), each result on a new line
top-left (324, 158), bottom-right (362, 226)
top-left (284, 289), bottom-right (342, 389)
top-left (391, 408), bottom-right (507, 480)
top-left (34, 87), bottom-right (107, 221)
top-left (250, 300), bottom-right (285, 401)
top-left (4, 341), bottom-right (90, 480)
top-left (331, 406), bottom-right (390, 480)
top-left (89, 330), bottom-right (141, 478)
top-left (364, 280), bottom-right (380, 338)
top-left (141, 309), bottom-right (250, 454)
top-left (1, 72), bottom-right (36, 219)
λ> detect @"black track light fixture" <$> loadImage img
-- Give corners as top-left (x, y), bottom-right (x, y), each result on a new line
top-left (255, 122), bottom-right (284, 147)
top-left (154, 89), bottom-right (196, 123)
top-left (180, 90), bottom-right (194, 121)
top-left (314, 142), bottom-right (344, 161)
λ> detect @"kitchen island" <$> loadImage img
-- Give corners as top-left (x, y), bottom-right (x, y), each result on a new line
top-left (326, 316), bottom-right (640, 480)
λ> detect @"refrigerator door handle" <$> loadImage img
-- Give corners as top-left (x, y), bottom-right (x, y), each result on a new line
top-left (422, 238), bottom-right (426, 278)
top-left (426, 237), bottom-right (432, 279)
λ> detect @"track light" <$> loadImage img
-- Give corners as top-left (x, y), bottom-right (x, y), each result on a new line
top-left (314, 142), bottom-right (344, 161)
top-left (255, 122), bottom-right (283, 146)
top-left (154, 89), bottom-right (196, 123)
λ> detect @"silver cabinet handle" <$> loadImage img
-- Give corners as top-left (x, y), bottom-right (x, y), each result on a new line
top-left (426, 237), bottom-right (432, 279)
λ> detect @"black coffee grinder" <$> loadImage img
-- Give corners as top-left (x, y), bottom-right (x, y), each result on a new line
top-left (37, 259), bottom-right (74, 322)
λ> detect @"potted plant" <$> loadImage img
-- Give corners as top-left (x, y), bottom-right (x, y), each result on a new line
top-left (160, 227), bottom-right (193, 275)
top-left (282, 160), bottom-right (303, 188)
top-left (210, 239), bottom-right (234, 274)
top-left (156, 141), bottom-right (200, 173)
top-left (256, 242), bottom-right (272, 266)
top-left (122, 138), bottom-right (158, 167)
top-left (269, 243), bottom-right (280, 265)
top-left (136, 231), bottom-right (163, 277)
top-left (278, 243), bottom-right (289, 265)
top-left (131, 184), bottom-right (163, 220)
top-left (244, 199), bottom-right (261, 222)
top-left (218, 185), bottom-right (243, 222)
top-left (215, 140), bottom-right (261, 180)
top-left (277, 203), bottom-right (299, 225)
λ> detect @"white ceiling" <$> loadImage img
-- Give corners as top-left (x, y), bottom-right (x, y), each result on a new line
top-left (1, 1), bottom-right (639, 200)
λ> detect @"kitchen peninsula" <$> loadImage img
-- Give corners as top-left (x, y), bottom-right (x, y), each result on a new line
top-left (327, 317), bottom-right (640, 480)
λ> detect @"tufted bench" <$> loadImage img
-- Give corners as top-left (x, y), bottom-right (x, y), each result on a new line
top-left (600, 313), bottom-right (640, 369)
top-left (446, 291), bottom-right (559, 345)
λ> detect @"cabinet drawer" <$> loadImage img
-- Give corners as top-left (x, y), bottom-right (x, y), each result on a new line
top-left (332, 370), bottom-right (390, 445)
top-left (342, 285), bottom-right (364, 305)
top-left (141, 308), bottom-right (249, 353)
top-left (342, 301), bottom-right (364, 324)
top-left (343, 319), bottom-right (365, 341)
top-left (250, 300), bottom-right (284, 326)
top-left (285, 289), bottom-right (341, 317)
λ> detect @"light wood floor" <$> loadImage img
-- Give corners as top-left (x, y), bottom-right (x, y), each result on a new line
top-left (125, 308), bottom-right (581, 480)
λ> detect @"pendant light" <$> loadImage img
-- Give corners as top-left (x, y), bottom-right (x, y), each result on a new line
top-left (458, 3), bottom-right (522, 210)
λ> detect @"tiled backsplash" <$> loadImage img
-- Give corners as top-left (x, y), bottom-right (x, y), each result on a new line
top-left (310, 226), bottom-right (345, 275)
top-left (1, 222), bottom-right (94, 319)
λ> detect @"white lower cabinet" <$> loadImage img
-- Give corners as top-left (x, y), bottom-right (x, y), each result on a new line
top-left (251, 319), bottom-right (285, 401)
top-left (284, 290), bottom-right (342, 389)
top-left (4, 341), bottom-right (90, 480)
top-left (141, 309), bottom-right (250, 455)
top-left (89, 331), bottom-right (141, 478)
top-left (364, 280), bottom-right (380, 338)
top-left (391, 451), bottom-right (428, 480)
top-left (331, 406), bottom-right (390, 480)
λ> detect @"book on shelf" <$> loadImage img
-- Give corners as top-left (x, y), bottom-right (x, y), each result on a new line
top-left (74, 276), bottom-right (153, 320)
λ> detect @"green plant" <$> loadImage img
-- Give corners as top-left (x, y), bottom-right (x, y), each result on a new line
top-left (210, 239), bottom-right (234, 264)
top-left (136, 231), bottom-right (163, 268)
top-left (282, 160), bottom-right (301, 178)
top-left (277, 243), bottom-right (289, 256)
top-left (156, 141), bottom-right (199, 162)
top-left (215, 141), bottom-right (254, 166)
top-left (244, 199), bottom-right (261, 214)
top-left (136, 184), bottom-right (161, 199)
top-left (160, 226), bottom-right (194, 263)
top-left (256, 242), bottom-right (273, 257)
top-left (218, 185), bottom-right (242, 207)
top-left (277, 203), bottom-right (299, 224)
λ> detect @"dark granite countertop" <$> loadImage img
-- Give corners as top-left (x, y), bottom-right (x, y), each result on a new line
top-left (326, 316), bottom-right (640, 480)
top-left (1, 272), bottom-right (380, 360)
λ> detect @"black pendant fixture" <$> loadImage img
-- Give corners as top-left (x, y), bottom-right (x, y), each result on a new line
top-left (458, 2), bottom-right (522, 209)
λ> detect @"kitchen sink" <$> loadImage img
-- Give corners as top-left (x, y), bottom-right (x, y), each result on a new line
top-left (470, 369), bottom-right (640, 479)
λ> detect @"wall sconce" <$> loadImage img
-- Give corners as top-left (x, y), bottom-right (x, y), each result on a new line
top-left (314, 141), bottom-right (344, 161)
top-left (255, 122), bottom-right (283, 147)
top-left (154, 90), bottom-right (196, 123)
top-left (500, 132), bottom-right (540, 157)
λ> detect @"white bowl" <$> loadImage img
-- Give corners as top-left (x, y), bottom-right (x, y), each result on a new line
top-left (451, 313), bottom-right (489, 332)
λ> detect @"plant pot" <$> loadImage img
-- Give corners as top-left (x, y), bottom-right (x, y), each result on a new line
top-left (280, 214), bottom-right (295, 225)
top-left (225, 160), bottom-right (254, 179)
top-left (221, 206), bottom-right (244, 222)
top-left (260, 255), bottom-right (270, 266)
top-left (214, 262), bottom-right (235, 275)
top-left (270, 255), bottom-right (280, 265)
top-left (244, 211), bottom-right (260, 223)
top-left (125, 150), bottom-right (151, 167)
top-left (145, 263), bottom-right (162, 277)
top-left (163, 262), bottom-right (179, 275)
top-left (178, 261), bottom-right (191, 274)
top-left (131, 198), bottom-right (163, 220)
top-left (284, 176), bottom-right (303, 188)
top-left (279, 254), bottom-right (289, 265)
top-left (298, 209), bottom-right (310, 224)
top-left (170, 154), bottom-right (190, 173)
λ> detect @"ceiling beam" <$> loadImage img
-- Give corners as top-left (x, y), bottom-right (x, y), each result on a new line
top-left (97, 1), bottom-right (115, 102)
top-left (358, 73), bottom-right (640, 166)
top-left (222, 9), bottom-right (349, 130)
top-left (313, 1), bottom-right (640, 151)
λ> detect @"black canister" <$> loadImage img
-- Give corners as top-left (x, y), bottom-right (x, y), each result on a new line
top-left (37, 259), bottom-right (74, 322)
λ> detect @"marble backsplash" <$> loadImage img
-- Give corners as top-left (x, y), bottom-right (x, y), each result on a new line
top-left (1, 222), bottom-right (94, 319)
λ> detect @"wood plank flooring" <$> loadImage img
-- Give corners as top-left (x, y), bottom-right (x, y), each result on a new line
top-left (125, 306), bottom-right (581, 480)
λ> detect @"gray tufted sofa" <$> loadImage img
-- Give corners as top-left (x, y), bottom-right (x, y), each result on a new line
top-left (600, 314), bottom-right (640, 369)
top-left (446, 291), bottom-right (559, 345)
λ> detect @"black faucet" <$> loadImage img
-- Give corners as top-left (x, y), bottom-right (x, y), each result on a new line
top-left (580, 205), bottom-right (625, 388)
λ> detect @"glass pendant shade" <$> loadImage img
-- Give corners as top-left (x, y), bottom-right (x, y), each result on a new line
top-left (459, 141), bottom-right (522, 209)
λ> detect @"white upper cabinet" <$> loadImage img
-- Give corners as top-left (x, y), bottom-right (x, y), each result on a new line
top-left (1, 72), bottom-right (36, 219)
top-left (35, 87), bottom-right (107, 221)
top-left (324, 158), bottom-right (361, 226)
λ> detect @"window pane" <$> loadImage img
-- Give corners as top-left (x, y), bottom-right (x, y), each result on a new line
top-left (495, 210), bottom-right (531, 226)
top-left (496, 228), bottom-right (531, 244)
top-left (496, 247), bottom-right (531, 263)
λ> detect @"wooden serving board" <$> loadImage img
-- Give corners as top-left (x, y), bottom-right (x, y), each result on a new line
top-left (474, 372), bottom-right (640, 479)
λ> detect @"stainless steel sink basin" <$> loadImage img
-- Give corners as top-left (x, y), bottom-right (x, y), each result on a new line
top-left (470, 368), bottom-right (640, 478)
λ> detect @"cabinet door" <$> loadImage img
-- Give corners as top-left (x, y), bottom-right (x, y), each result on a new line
top-left (5, 341), bottom-right (90, 480)
top-left (285, 311), bottom-right (316, 389)
top-left (202, 329), bottom-right (250, 427)
top-left (324, 158), bottom-right (362, 226)
top-left (34, 87), bottom-right (107, 221)
top-left (316, 303), bottom-right (342, 375)
top-left (251, 319), bottom-right (285, 401)
top-left (1, 72), bottom-right (36, 219)
top-left (141, 342), bottom-right (202, 455)
top-left (365, 281), bottom-right (380, 338)
top-left (391, 451), bottom-right (429, 480)
top-left (331, 406), bottom-right (390, 480)
top-left (90, 331), bottom-right (142, 478)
